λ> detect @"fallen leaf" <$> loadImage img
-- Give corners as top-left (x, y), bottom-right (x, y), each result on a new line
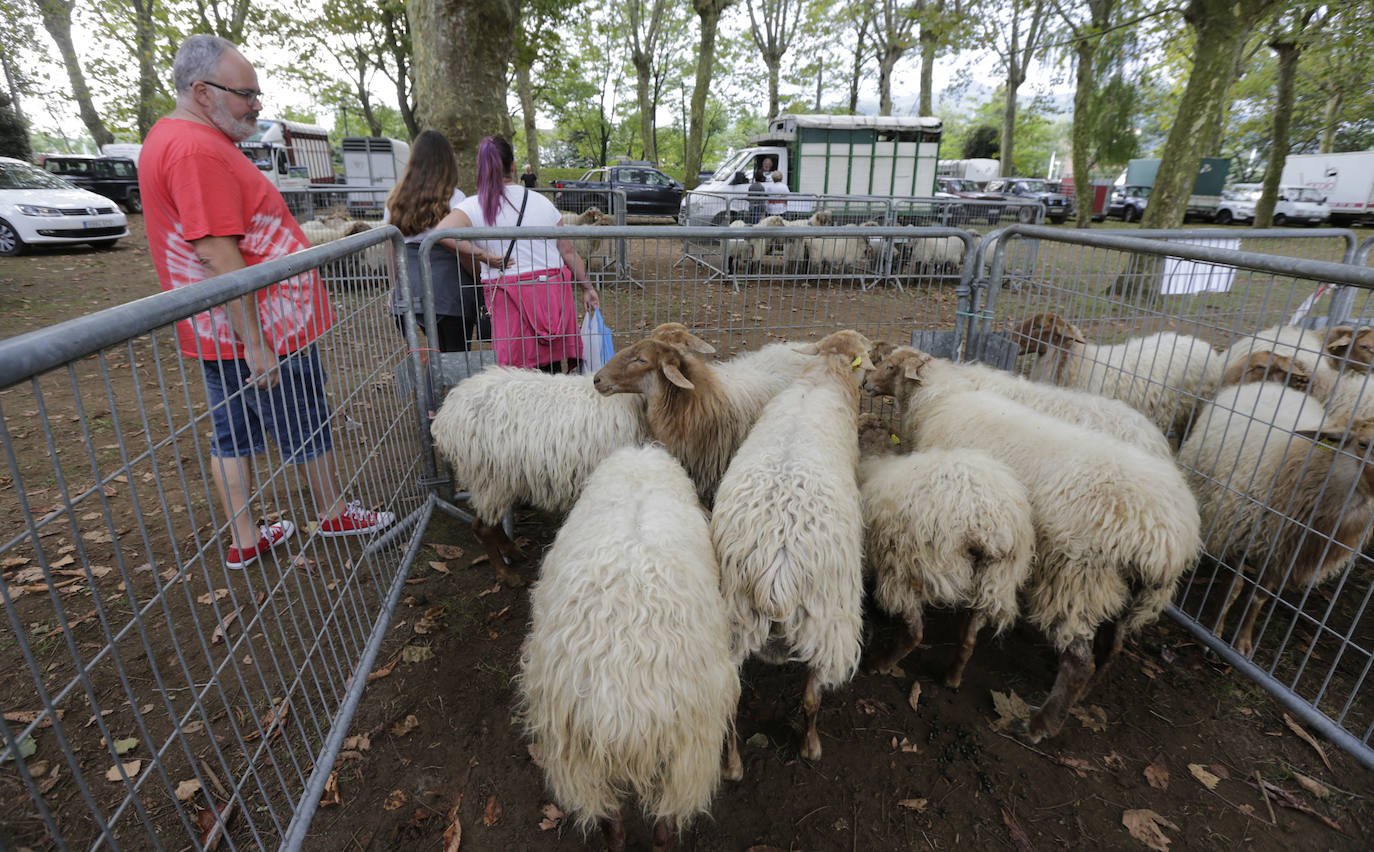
top-left (1103, 751), bottom-right (1126, 771)
top-left (181, 721), bottom-right (205, 735)
top-left (112, 737), bottom-right (138, 756)
top-left (3, 734), bottom-right (37, 763)
top-left (892, 736), bottom-right (919, 753)
top-left (538, 802), bottom-right (564, 831)
top-left (1122, 809), bottom-right (1178, 851)
top-left (197, 802), bottom-right (234, 850)
top-left (1002, 806), bottom-right (1034, 852)
top-left (1209, 764), bottom-right (1230, 780)
top-left (244, 701), bottom-right (290, 743)
top-left (414, 604), bottom-right (447, 635)
top-left (4, 710), bottom-right (64, 728)
top-left (1292, 771), bottom-right (1330, 800)
top-left (1071, 704), bottom-right (1108, 733)
top-left (320, 771), bottom-right (340, 807)
top-left (1144, 756), bottom-right (1170, 790)
top-left (431, 544), bottom-right (464, 560)
top-left (470, 554), bottom-right (490, 567)
top-left (908, 681), bottom-right (922, 713)
top-left (428, 561), bottom-right (451, 575)
top-left (476, 582), bottom-right (502, 599)
top-left (482, 794), bottom-right (501, 826)
top-left (746, 732), bottom-right (770, 748)
top-left (211, 606), bottom-right (244, 645)
top-left (175, 779), bottom-right (202, 801)
top-left (1283, 714), bottom-right (1332, 771)
top-left (196, 588), bottom-right (229, 605)
top-left (401, 645), bottom-right (433, 664)
top-left (1188, 763), bottom-right (1220, 791)
top-left (443, 800), bottom-right (463, 850)
top-left (391, 715), bottom-right (419, 737)
top-left (990, 690), bottom-right (1031, 732)
top-left (897, 798), bottom-right (928, 812)
top-left (1058, 756), bottom-right (1098, 778)
top-left (341, 734), bottom-right (370, 752)
top-left (383, 790), bottom-right (407, 811)
top-left (105, 760), bottom-right (141, 782)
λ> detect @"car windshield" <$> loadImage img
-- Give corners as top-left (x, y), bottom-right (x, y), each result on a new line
top-left (1289, 187), bottom-right (1323, 202)
top-left (0, 161), bottom-right (76, 190)
top-left (944, 178), bottom-right (974, 192)
top-left (1019, 180), bottom-right (1049, 192)
top-left (711, 151), bottom-right (752, 182)
top-left (1128, 186), bottom-right (1150, 198)
top-left (1223, 187), bottom-right (1261, 201)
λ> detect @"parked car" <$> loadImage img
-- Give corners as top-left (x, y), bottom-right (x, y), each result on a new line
top-left (1213, 183), bottom-right (1331, 226)
top-left (981, 177), bottom-right (1071, 224)
top-left (40, 154), bottom-right (142, 213)
top-left (1108, 184), bottom-right (1151, 222)
top-left (551, 163), bottom-right (684, 216)
top-left (937, 176), bottom-right (1008, 224)
top-left (0, 157), bottom-right (129, 256)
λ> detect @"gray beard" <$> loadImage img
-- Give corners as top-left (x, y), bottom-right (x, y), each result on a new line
top-left (210, 93), bottom-right (259, 142)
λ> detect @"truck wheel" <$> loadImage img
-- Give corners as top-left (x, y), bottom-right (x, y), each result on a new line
top-left (1215, 209), bottom-right (1233, 225)
top-left (124, 189), bottom-right (142, 214)
top-left (1272, 213), bottom-right (1287, 226)
top-left (1122, 205), bottom-right (1137, 223)
top-left (1049, 213), bottom-right (1067, 225)
top-left (1016, 206), bottom-right (1035, 224)
top-left (0, 218), bottom-right (25, 256)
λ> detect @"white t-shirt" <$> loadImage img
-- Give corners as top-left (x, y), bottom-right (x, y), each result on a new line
top-left (456, 185), bottom-right (566, 281)
top-left (764, 179), bottom-right (790, 213)
top-left (383, 187), bottom-right (467, 244)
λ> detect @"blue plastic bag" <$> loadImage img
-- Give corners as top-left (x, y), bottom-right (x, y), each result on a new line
top-left (580, 308), bottom-right (615, 374)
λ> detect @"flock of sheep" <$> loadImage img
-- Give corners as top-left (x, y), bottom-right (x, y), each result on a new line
top-left (427, 313), bottom-right (1374, 851)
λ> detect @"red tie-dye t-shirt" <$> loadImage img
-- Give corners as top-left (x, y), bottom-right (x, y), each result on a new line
top-left (140, 118), bottom-right (333, 360)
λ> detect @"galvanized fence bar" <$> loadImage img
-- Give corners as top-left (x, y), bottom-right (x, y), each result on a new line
top-left (0, 226), bottom-right (429, 849)
top-left (972, 224), bottom-right (1374, 771)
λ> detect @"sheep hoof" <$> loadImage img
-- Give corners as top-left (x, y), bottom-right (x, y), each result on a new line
top-left (869, 660), bottom-right (906, 678)
top-left (723, 762), bottom-right (743, 783)
top-left (942, 674), bottom-right (962, 691)
top-left (1016, 707), bottom-right (1048, 744)
top-left (800, 733), bottom-right (822, 762)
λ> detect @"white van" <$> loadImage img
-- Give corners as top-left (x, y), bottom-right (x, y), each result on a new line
top-left (342, 137), bottom-right (410, 218)
top-left (1213, 183), bottom-right (1330, 226)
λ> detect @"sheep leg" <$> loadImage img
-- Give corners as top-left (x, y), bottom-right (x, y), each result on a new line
top-left (651, 818), bottom-right (676, 852)
top-left (598, 810), bottom-right (627, 852)
top-left (1022, 637), bottom-right (1095, 744)
top-left (870, 609), bottom-right (923, 678)
top-left (723, 729), bottom-right (743, 782)
top-left (1233, 582), bottom-right (1272, 658)
top-left (800, 671), bottom-right (824, 762)
top-left (943, 610), bottom-right (987, 690)
top-left (471, 518), bottom-right (525, 587)
top-left (1082, 619), bottom-right (1126, 697)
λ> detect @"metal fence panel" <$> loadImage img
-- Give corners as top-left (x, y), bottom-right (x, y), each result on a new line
top-left (0, 228), bottom-right (430, 849)
top-left (976, 225), bottom-right (1374, 771)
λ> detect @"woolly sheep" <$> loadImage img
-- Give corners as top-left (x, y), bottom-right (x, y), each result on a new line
top-left (869, 345), bottom-right (1172, 459)
top-left (560, 206), bottom-right (615, 264)
top-left (857, 416), bottom-right (1035, 689)
top-left (724, 219), bottom-right (757, 275)
top-left (1177, 379), bottom-right (1371, 656)
top-left (806, 228), bottom-right (876, 279)
top-left (593, 334), bottom-right (822, 503)
top-left (864, 349), bottom-right (1201, 742)
top-left (712, 330), bottom-right (873, 769)
top-left (1012, 312), bottom-right (1222, 442)
top-left (430, 323), bottom-right (715, 585)
top-left (901, 235), bottom-right (966, 275)
top-left (517, 444), bottom-right (739, 852)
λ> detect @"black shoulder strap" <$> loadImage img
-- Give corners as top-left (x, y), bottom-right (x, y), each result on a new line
top-left (501, 187), bottom-right (529, 270)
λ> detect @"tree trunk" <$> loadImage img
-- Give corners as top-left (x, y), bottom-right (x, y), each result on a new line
top-left (632, 54), bottom-right (658, 163)
top-left (1198, 32), bottom-right (1249, 158)
top-left (2, 46), bottom-right (25, 125)
top-left (381, 5), bottom-right (419, 139)
top-left (918, 29), bottom-right (936, 115)
top-left (133, 0), bottom-right (156, 139)
top-left (814, 64), bottom-right (822, 111)
top-left (1071, 38), bottom-right (1096, 228)
top-left (410, 0), bottom-right (517, 183)
top-left (1318, 91), bottom-right (1343, 154)
top-left (35, 0), bottom-right (113, 147)
top-left (1001, 70), bottom-right (1021, 177)
top-left (1139, 0), bottom-right (1272, 230)
top-left (766, 55), bottom-right (780, 120)
top-left (686, 1), bottom-right (727, 194)
top-left (515, 61), bottom-right (541, 175)
top-left (1254, 39), bottom-right (1298, 228)
top-left (877, 48), bottom-right (899, 115)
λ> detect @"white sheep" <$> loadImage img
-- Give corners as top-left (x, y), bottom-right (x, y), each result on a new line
top-left (1177, 378), bottom-right (1372, 656)
top-left (1218, 324), bottom-right (1365, 403)
top-left (806, 228), bottom-right (876, 280)
top-left (856, 414), bottom-right (1035, 689)
top-left (864, 348), bottom-right (1201, 742)
top-left (517, 444), bottom-right (739, 851)
top-left (900, 235), bottom-right (966, 275)
top-left (430, 323), bottom-right (715, 585)
top-left (1011, 312), bottom-right (1222, 443)
top-left (872, 346), bottom-right (1172, 459)
top-left (724, 219), bottom-right (757, 275)
top-left (712, 330), bottom-right (873, 769)
top-left (593, 335), bottom-right (821, 503)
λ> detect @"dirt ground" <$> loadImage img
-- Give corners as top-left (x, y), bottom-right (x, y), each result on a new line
top-left (2, 217), bottom-right (1374, 852)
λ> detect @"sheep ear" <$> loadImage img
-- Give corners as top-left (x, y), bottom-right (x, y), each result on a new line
top-left (1056, 317), bottom-right (1086, 344)
top-left (1326, 326), bottom-right (1355, 355)
top-left (682, 334), bottom-right (716, 355)
top-left (661, 362), bottom-right (694, 390)
top-left (794, 342), bottom-right (821, 355)
top-left (901, 352), bottom-right (930, 381)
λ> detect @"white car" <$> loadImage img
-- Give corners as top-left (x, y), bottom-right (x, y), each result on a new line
top-left (0, 156), bottom-right (129, 256)
top-left (1213, 183), bottom-right (1331, 226)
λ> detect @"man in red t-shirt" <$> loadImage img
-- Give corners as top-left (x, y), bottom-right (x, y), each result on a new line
top-left (142, 35), bottom-right (393, 570)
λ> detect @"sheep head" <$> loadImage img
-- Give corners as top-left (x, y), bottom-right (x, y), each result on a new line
top-left (1325, 326), bottom-right (1374, 374)
top-left (861, 346), bottom-right (931, 397)
top-left (797, 329), bottom-right (875, 370)
top-left (869, 340), bottom-right (898, 366)
top-left (857, 412), bottom-right (900, 455)
top-left (649, 323), bottom-right (716, 355)
top-left (757, 215), bottom-right (787, 228)
top-left (593, 339), bottom-right (694, 396)
top-left (1296, 417), bottom-right (1374, 494)
top-left (576, 206), bottom-right (610, 226)
top-left (809, 209), bottom-right (834, 227)
top-left (1011, 313), bottom-right (1086, 356)
top-left (1220, 350), bottom-right (1310, 391)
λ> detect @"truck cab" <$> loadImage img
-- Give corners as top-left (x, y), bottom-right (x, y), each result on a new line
top-left (1213, 183), bottom-right (1331, 226)
top-left (682, 147), bottom-right (790, 225)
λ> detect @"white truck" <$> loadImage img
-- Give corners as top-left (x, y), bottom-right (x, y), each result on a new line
top-left (1280, 151), bottom-right (1374, 225)
top-left (681, 113), bottom-right (943, 225)
top-left (936, 158), bottom-right (1000, 187)
top-left (236, 119), bottom-right (335, 189)
top-left (342, 136), bottom-right (411, 218)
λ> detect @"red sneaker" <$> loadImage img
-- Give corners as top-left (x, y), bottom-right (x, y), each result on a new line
top-left (225, 520), bottom-right (296, 570)
top-left (318, 502), bottom-right (396, 537)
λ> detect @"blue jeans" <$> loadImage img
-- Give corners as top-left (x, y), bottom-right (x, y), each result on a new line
top-left (201, 345), bottom-right (333, 462)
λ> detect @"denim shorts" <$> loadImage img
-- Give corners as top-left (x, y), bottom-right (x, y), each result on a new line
top-left (201, 345), bottom-right (333, 462)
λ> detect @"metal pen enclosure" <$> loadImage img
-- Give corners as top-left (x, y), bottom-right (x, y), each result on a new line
top-left (5, 219), bottom-right (1374, 851)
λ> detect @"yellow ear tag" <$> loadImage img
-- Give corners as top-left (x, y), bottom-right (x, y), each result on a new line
top-left (889, 433), bottom-right (901, 446)
top-left (851, 355), bottom-right (863, 370)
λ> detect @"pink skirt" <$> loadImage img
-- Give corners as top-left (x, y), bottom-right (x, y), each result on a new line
top-left (484, 266), bottom-right (580, 368)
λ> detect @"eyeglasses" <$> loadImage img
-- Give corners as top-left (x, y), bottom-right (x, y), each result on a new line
top-left (201, 81), bottom-right (263, 103)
